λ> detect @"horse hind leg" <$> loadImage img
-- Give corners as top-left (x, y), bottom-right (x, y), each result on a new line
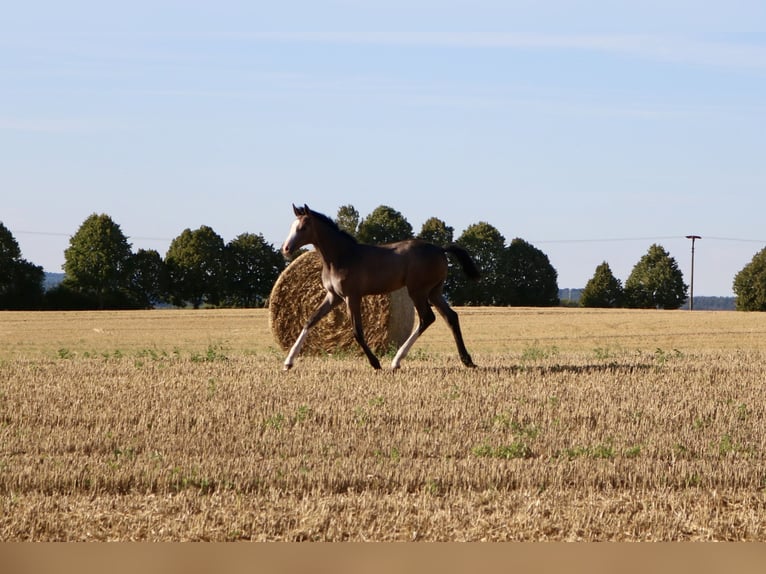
top-left (430, 292), bottom-right (475, 368)
top-left (391, 296), bottom-right (435, 369)
top-left (347, 296), bottom-right (382, 370)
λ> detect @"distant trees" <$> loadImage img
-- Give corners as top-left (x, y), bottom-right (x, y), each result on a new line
top-left (448, 222), bottom-right (507, 305)
top-left (417, 217), bottom-right (454, 246)
top-left (623, 244), bottom-right (688, 310)
top-left (163, 227), bottom-right (287, 309)
top-left (165, 226), bottom-right (226, 309)
top-left (62, 214), bottom-right (135, 309)
top-left (335, 205), bottom-right (361, 237)
top-left (446, 223), bottom-right (559, 307)
top-left (505, 238), bottom-right (560, 306)
top-left (357, 205), bottom-right (413, 244)
top-left (581, 262), bottom-right (623, 308)
top-left (733, 247), bottom-right (766, 311)
top-left (223, 233), bottom-right (285, 308)
top-left (49, 214), bottom-right (165, 309)
top-left (19, 205), bottom-right (753, 312)
top-left (126, 249), bottom-right (168, 309)
top-left (0, 222), bottom-right (45, 309)
top-left (581, 246), bottom-right (687, 310)
top-left (40, 214), bottom-right (283, 310)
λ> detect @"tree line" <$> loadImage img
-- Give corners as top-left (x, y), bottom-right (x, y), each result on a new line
top-left (3, 207), bottom-right (766, 311)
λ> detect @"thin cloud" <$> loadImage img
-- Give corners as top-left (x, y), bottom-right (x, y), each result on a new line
top-left (247, 31), bottom-right (766, 71)
top-left (0, 117), bottom-right (88, 133)
top-left (0, 116), bottom-right (135, 134)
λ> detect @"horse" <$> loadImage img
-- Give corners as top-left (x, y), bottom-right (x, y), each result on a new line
top-left (280, 204), bottom-right (481, 370)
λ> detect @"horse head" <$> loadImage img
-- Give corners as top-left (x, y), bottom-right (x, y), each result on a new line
top-left (282, 204), bottom-right (314, 256)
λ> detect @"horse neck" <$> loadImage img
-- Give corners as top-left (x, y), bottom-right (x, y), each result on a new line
top-left (311, 222), bottom-right (356, 266)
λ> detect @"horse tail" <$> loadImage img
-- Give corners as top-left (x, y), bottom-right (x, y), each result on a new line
top-left (444, 245), bottom-right (481, 280)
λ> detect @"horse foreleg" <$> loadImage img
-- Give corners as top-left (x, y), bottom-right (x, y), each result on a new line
top-left (347, 296), bottom-right (381, 370)
top-left (391, 298), bottom-right (435, 369)
top-left (284, 291), bottom-right (340, 370)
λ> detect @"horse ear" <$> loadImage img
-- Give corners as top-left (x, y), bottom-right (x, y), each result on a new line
top-left (292, 204), bottom-right (301, 216)
top-left (303, 204), bottom-right (311, 215)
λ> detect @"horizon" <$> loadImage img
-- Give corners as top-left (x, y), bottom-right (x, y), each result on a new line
top-left (39, 268), bottom-right (740, 304)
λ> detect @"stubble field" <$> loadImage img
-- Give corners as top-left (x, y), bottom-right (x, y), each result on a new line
top-left (2, 307), bottom-right (766, 541)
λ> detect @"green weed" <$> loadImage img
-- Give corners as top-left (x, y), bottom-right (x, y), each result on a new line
top-left (654, 347), bottom-right (682, 366)
top-left (563, 438), bottom-right (616, 460)
top-left (191, 344), bottom-right (228, 363)
top-left (264, 413), bottom-right (286, 431)
top-left (521, 343), bottom-right (559, 362)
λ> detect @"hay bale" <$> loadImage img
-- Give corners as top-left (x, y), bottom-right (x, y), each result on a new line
top-left (269, 251), bottom-right (415, 355)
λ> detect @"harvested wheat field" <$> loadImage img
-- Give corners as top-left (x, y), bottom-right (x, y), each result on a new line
top-left (2, 307), bottom-right (766, 541)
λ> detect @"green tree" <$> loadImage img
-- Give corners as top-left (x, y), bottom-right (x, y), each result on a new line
top-left (165, 226), bottom-right (225, 309)
top-left (733, 247), bottom-right (766, 311)
top-left (449, 222), bottom-right (505, 305)
top-left (126, 249), bottom-right (168, 309)
top-left (63, 214), bottom-right (133, 308)
top-left (0, 222), bottom-right (23, 267)
top-left (356, 205), bottom-right (413, 245)
top-left (223, 233), bottom-right (285, 308)
top-left (624, 244), bottom-right (688, 309)
top-left (503, 238), bottom-right (560, 306)
top-left (335, 204), bottom-right (360, 237)
top-left (581, 261), bottom-right (623, 308)
top-left (417, 217), bottom-right (454, 246)
top-left (0, 222), bottom-right (45, 309)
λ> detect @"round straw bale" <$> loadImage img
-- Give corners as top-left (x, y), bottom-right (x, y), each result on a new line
top-left (269, 251), bottom-right (415, 355)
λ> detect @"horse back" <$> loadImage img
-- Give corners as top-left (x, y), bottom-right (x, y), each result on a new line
top-left (325, 239), bottom-right (449, 297)
top-left (373, 239), bottom-right (448, 293)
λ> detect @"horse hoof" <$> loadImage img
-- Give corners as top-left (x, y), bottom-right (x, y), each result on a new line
top-left (283, 364), bottom-right (293, 372)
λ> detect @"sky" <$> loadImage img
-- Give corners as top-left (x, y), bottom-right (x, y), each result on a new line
top-left (3, 1), bottom-right (766, 297)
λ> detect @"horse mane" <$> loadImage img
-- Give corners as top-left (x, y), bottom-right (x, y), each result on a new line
top-left (308, 208), bottom-right (359, 244)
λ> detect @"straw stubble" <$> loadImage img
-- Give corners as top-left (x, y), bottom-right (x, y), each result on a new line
top-left (2, 309), bottom-right (766, 540)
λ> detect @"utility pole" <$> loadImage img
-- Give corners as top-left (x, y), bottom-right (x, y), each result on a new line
top-left (685, 235), bottom-right (701, 310)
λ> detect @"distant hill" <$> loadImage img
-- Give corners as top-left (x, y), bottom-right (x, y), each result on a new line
top-left (689, 296), bottom-right (736, 311)
top-left (558, 289), bottom-right (736, 311)
top-left (44, 273), bottom-right (65, 291)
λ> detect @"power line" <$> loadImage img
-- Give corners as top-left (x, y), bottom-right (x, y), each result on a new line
top-left (13, 230), bottom-right (173, 242)
top-left (532, 236), bottom-right (679, 244)
top-left (534, 236), bottom-right (766, 245)
top-left (14, 230), bottom-right (71, 238)
top-left (12, 228), bottom-right (766, 246)
top-left (703, 236), bottom-right (766, 243)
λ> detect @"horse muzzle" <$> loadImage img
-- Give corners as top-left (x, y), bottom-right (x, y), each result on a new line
top-left (282, 240), bottom-right (302, 258)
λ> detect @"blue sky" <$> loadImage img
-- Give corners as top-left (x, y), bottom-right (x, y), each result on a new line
top-left (3, 1), bottom-right (765, 296)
